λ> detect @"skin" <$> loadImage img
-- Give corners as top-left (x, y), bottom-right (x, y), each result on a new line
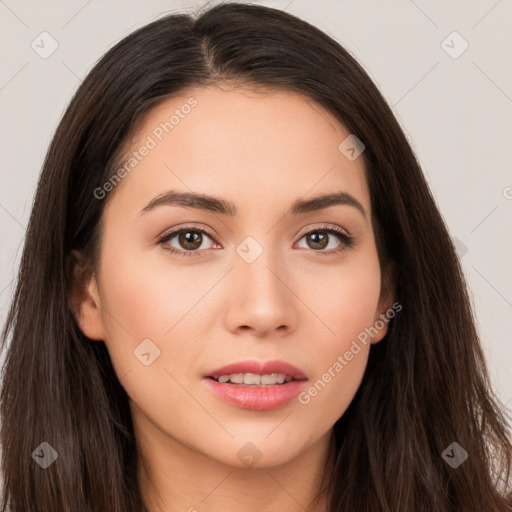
top-left (72, 84), bottom-right (394, 512)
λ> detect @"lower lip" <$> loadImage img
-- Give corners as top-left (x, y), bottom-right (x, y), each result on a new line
top-left (203, 378), bottom-right (308, 411)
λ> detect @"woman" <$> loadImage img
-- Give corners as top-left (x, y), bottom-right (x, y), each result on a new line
top-left (1, 2), bottom-right (511, 511)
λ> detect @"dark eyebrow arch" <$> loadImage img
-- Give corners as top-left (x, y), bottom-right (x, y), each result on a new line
top-left (139, 190), bottom-right (367, 220)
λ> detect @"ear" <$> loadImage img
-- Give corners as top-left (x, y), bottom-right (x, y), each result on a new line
top-left (371, 261), bottom-right (397, 344)
top-left (67, 249), bottom-right (106, 341)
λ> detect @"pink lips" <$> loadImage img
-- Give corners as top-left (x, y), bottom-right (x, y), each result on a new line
top-left (205, 359), bottom-right (308, 380)
top-left (203, 359), bottom-right (308, 411)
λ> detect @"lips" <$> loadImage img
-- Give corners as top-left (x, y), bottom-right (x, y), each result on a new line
top-left (205, 359), bottom-right (308, 381)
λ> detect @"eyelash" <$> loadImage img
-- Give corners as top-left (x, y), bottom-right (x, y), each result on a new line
top-left (157, 224), bottom-right (355, 257)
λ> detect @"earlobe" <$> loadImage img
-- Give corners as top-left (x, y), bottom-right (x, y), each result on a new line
top-left (371, 262), bottom-right (397, 344)
top-left (67, 250), bottom-right (105, 341)
top-left (370, 302), bottom-right (392, 344)
top-left (80, 276), bottom-right (106, 341)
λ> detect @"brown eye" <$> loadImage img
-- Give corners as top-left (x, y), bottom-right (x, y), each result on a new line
top-left (305, 231), bottom-right (329, 250)
top-left (177, 230), bottom-right (203, 250)
top-left (297, 227), bottom-right (353, 254)
top-left (158, 227), bottom-right (217, 255)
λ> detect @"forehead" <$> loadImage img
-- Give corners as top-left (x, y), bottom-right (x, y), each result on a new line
top-left (107, 85), bottom-right (370, 220)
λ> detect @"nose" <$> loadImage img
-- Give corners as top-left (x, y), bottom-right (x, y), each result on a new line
top-left (223, 243), bottom-right (298, 338)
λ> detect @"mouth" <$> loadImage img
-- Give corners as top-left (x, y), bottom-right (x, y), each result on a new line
top-left (203, 359), bottom-right (308, 410)
top-left (204, 359), bottom-right (308, 384)
top-left (206, 372), bottom-right (303, 386)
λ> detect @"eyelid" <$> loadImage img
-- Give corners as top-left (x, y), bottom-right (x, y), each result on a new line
top-left (157, 222), bottom-right (351, 242)
top-left (156, 223), bottom-right (219, 244)
top-left (295, 223), bottom-right (351, 239)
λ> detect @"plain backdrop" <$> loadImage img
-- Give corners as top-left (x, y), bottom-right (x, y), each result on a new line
top-left (0, 0), bottom-right (511, 413)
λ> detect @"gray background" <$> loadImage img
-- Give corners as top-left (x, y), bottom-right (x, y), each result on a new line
top-left (1, 0), bottom-right (511, 413)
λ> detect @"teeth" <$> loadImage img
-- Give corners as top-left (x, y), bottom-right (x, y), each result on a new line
top-left (229, 373), bottom-right (245, 384)
top-left (215, 372), bottom-right (293, 385)
top-left (262, 373), bottom-right (281, 385)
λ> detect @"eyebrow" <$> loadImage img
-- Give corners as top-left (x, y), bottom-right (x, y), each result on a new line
top-left (139, 190), bottom-right (367, 220)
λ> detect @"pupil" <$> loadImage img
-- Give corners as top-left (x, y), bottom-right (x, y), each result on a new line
top-left (180, 231), bottom-right (201, 249)
top-left (309, 231), bottom-right (327, 249)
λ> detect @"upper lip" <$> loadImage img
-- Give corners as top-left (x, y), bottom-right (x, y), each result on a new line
top-left (205, 359), bottom-right (308, 380)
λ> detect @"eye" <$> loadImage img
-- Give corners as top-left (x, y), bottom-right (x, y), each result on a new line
top-left (157, 224), bottom-right (355, 257)
top-left (157, 226), bottom-right (218, 256)
top-left (296, 225), bottom-right (355, 255)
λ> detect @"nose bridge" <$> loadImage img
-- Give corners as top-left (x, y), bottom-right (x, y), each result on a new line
top-left (235, 233), bottom-right (286, 299)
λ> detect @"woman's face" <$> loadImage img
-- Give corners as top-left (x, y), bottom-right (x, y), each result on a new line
top-left (76, 85), bottom-right (393, 469)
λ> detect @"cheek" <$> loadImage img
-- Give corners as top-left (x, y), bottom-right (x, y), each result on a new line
top-left (296, 250), bottom-right (381, 423)
top-left (298, 346), bottom-right (368, 436)
top-left (305, 247), bottom-right (382, 344)
top-left (95, 239), bottom-right (221, 386)
top-left (98, 241), bottom-right (205, 339)
top-left (94, 251), bottom-right (210, 420)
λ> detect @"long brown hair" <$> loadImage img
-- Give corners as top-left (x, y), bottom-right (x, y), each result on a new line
top-left (1, 3), bottom-right (511, 511)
